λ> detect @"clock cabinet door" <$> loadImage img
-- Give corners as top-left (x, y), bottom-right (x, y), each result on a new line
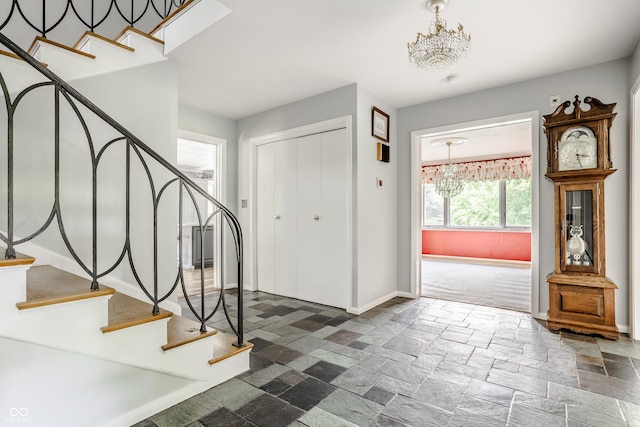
top-left (559, 183), bottom-right (601, 274)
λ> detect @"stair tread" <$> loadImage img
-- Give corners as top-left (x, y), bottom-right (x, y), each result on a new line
top-left (162, 315), bottom-right (217, 351)
top-left (18, 266), bottom-right (114, 310)
top-left (115, 26), bottom-right (164, 45)
top-left (74, 31), bottom-right (134, 52)
top-left (209, 332), bottom-right (253, 365)
top-left (102, 292), bottom-right (172, 333)
top-left (28, 36), bottom-right (96, 59)
top-left (0, 247), bottom-right (36, 267)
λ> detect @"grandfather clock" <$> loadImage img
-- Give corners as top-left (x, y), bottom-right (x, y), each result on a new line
top-left (544, 95), bottom-right (619, 340)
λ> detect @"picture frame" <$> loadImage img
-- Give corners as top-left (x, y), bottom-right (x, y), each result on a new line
top-left (372, 107), bottom-right (390, 142)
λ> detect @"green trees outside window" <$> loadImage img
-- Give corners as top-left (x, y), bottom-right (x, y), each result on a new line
top-left (422, 178), bottom-right (531, 229)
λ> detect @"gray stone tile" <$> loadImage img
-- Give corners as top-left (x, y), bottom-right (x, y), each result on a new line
top-left (237, 394), bottom-right (304, 427)
top-left (450, 408), bottom-right (506, 427)
top-left (318, 389), bottom-right (383, 427)
top-left (243, 363), bottom-right (292, 387)
top-left (566, 405), bottom-right (627, 427)
top-left (330, 366), bottom-right (382, 395)
top-left (364, 344), bottom-right (417, 365)
top-left (382, 394), bottom-right (452, 426)
top-left (358, 330), bottom-right (395, 346)
top-left (382, 335), bottom-right (430, 357)
top-left (287, 335), bottom-right (326, 353)
top-left (375, 375), bottom-right (421, 397)
top-left (429, 337), bottom-right (475, 357)
top-left (508, 403), bottom-right (565, 427)
top-left (412, 353), bottom-right (443, 371)
top-left (310, 325), bottom-right (340, 338)
top-left (376, 359), bottom-right (430, 385)
top-left (619, 401), bottom-right (640, 426)
top-left (298, 406), bottom-right (358, 427)
top-left (464, 378), bottom-right (514, 407)
top-left (309, 347), bottom-right (360, 368)
top-left (204, 378), bottom-right (265, 411)
top-left (512, 391), bottom-right (565, 416)
top-left (487, 367), bottom-right (547, 397)
top-left (287, 354), bottom-right (321, 371)
top-left (548, 382), bottom-right (623, 418)
top-left (412, 377), bottom-right (465, 412)
top-left (150, 393), bottom-right (221, 427)
top-left (577, 369), bottom-right (640, 404)
top-left (457, 394), bottom-right (510, 423)
top-left (368, 414), bottom-right (409, 427)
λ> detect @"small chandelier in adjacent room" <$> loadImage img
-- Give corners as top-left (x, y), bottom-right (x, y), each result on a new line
top-left (408, 0), bottom-right (471, 70)
top-left (431, 137), bottom-right (466, 198)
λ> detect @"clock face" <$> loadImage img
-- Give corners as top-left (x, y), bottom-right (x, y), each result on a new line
top-left (558, 126), bottom-right (597, 171)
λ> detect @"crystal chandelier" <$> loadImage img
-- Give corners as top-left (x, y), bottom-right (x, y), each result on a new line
top-left (408, 0), bottom-right (471, 70)
top-left (432, 137), bottom-right (466, 198)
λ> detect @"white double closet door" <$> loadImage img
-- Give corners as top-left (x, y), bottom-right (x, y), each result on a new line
top-left (256, 128), bottom-right (349, 309)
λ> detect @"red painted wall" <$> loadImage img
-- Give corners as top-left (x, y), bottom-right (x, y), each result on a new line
top-left (422, 229), bottom-right (531, 261)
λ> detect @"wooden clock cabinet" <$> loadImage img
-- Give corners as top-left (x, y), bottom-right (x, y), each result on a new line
top-left (544, 95), bottom-right (619, 340)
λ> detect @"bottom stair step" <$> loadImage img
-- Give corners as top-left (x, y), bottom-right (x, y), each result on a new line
top-left (209, 332), bottom-right (253, 365)
top-left (163, 315), bottom-right (218, 351)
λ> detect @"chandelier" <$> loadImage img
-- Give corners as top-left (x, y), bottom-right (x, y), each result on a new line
top-left (408, 0), bottom-right (471, 70)
top-left (431, 137), bottom-right (466, 198)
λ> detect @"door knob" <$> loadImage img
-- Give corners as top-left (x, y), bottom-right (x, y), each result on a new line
top-left (313, 215), bottom-right (320, 221)
top-left (274, 215), bottom-right (281, 220)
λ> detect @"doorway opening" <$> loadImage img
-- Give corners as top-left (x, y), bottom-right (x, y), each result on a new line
top-left (176, 133), bottom-right (224, 297)
top-left (412, 113), bottom-right (539, 314)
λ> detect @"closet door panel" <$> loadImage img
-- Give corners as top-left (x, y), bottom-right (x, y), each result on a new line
top-left (296, 134), bottom-right (323, 304)
top-left (274, 139), bottom-right (298, 299)
top-left (321, 128), bottom-right (349, 308)
top-left (256, 143), bottom-right (275, 294)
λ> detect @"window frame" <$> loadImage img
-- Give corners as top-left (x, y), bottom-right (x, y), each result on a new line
top-left (422, 178), bottom-right (531, 231)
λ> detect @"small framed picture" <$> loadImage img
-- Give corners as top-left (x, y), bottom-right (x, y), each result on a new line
top-left (372, 107), bottom-right (389, 142)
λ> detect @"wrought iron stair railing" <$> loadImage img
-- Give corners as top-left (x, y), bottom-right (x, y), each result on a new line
top-left (0, 0), bottom-right (190, 40)
top-left (0, 31), bottom-right (245, 347)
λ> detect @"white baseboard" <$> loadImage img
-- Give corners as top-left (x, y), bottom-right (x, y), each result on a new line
top-left (348, 291), bottom-right (416, 315)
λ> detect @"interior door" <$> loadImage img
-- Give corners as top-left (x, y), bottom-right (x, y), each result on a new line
top-left (297, 134), bottom-right (323, 303)
top-left (256, 143), bottom-right (275, 294)
top-left (320, 128), bottom-right (349, 308)
top-left (273, 139), bottom-right (298, 298)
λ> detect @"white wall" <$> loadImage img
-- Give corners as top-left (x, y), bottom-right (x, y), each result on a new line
top-left (355, 86), bottom-right (399, 311)
top-left (237, 84), bottom-right (358, 292)
top-left (630, 40), bottom-right (640, 339)
top-left (397, 58), bottom-right (632, 329)
top-left (6, 61), bottom-right (179, 303)
top-left (235, 83), bottom-right (400, 313)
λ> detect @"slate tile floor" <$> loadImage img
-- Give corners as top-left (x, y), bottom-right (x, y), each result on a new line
top-left (135, 291), bottom-right (640, 426)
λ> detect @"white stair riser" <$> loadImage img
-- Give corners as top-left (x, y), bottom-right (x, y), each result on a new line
top-left (0, 265), bottom-right (29, 305)
top-left (0, 296), bottom-right (111, 344)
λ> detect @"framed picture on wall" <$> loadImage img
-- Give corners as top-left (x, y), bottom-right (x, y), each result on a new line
top-left (372, 107), bottom-right (389, 142)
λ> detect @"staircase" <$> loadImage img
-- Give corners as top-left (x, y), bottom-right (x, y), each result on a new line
top-left (0, 2), bottom-right (249, 425)
top-left (0, 251), bottom-right (252, 425)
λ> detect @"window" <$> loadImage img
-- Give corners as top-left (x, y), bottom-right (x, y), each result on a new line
top-left (422, 177), bottom-right (531, 229)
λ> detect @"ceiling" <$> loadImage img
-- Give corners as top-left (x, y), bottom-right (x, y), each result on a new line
top-left (421, 120), bottom-right (532, 165)
top-left (168, 0), bottom-right (640, 120)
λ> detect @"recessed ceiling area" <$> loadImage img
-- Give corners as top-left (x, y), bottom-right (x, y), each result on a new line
top-left (421, 120), bottom-right (532, 165)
